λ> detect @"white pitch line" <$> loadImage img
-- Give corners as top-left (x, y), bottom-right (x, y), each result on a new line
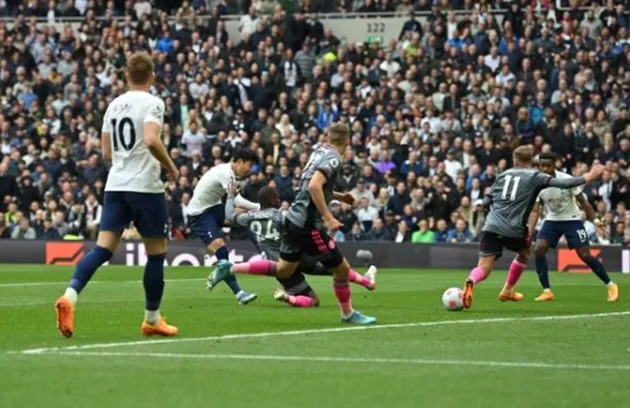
top-left (24, 350), bottom-right (630, 372)
top-left (0, 278), bottom-right (204, 288)
top-left (20, 311), bottom-right (630, 355)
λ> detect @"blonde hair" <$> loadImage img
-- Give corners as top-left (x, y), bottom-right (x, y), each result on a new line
top-left (513, 145), bottom-right (534, 165)
top-left (126, 52), bottom-right (154, 85)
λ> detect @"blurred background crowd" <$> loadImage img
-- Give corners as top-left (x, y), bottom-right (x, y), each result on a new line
top-left (1, 0), bottom-right (630, 246)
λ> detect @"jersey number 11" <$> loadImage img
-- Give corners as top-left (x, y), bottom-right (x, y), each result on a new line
top-left (501, 175), bottom-right (521, 201)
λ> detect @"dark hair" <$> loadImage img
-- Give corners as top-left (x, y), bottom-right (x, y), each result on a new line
top-left (538, 152), bottom-right (556, 162)
top-left (232, 148), bottom-right (259, 165)
top-left (257, 186), bottom-right (279, 209)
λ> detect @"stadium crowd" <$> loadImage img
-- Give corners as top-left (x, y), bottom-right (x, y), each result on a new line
top-left (1, 0), bottom-right (630, 246)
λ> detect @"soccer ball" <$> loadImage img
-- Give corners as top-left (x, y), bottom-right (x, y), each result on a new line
top-left (442, 287), bottom-right (464, 311)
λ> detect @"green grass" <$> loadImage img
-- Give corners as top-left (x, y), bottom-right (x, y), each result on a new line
top-left (1, 264), bottom-right (629, 408)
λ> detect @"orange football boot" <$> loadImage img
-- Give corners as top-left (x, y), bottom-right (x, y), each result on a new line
top-left (498, 290), bottom-right (524, 302)
top-left (535, 290), bottom-right (554, 302)
top-left (55, 296), bottom-right (75, 338)
top-left (607, 283), bottom-right (619, 303)
top-left (141, 318), bottom-right (179, 337)
top-left (462, 278), bottom-right (474, 309)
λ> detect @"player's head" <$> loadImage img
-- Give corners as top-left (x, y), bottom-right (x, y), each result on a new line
top-left (512, 145), bottom-right (534, 168)
top-left (327, 123), bottom-right (350, 154)
top-left (126, 52), bottom-right (155, 89)
top-left (231, 148), bottom-right (258, 178)
top-left (257, 186), bottom-right (280, 209)
top-left (538, 152), bottom-right (556, 175)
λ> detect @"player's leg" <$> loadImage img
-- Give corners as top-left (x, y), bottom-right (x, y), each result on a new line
top-left (462, 255), bottom-right (496, 309)
top-left (498, 247), bottom-right (528, 302)
top-left (195, 206), bottom-right (256, 304)
top-left (274, 272), bottom-right (320, 308)
top-left (569, 222), bottom-right (619, 302)
top-left (54, 192), bottom-right (126, 338)
top-left (462, 231), bottom-right (499, 309)
top-left (301, 260), bottom-right (377, 290)
top-left (533, 238), bottom-right (554, 301)
top-left (130, 192), bottom-right (177, 336)
top-left (534, 221), bottom-right (560, 301)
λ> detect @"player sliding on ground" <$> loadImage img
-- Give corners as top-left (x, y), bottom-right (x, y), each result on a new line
top-left (461, 145), bottom-right (605, 309)
top-left (55, 52), bottom-right (179, 337)
top-left (186, 148), bottom-right (260, 305)
top-left (210, 123), bottom-right (377, 324)
top-left (224, 184), bottom-right (377, 308)
top-left (529, 153), bottom-right (619, 302)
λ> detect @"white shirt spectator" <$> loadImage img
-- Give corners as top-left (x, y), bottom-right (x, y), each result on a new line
top-left (379, 60), bottom-right (400, 78)
top-left (239, 14), bottom-right (260, 38)
top-left (599, 181), bottom-right (613, 211)
top-left (182, 130), bottom-right (205, 158)
top-left (444, 157), bottom-right (463, 181)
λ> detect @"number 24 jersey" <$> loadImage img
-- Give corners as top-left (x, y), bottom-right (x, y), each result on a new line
top-left (102, 90), bottom-right (166, 194)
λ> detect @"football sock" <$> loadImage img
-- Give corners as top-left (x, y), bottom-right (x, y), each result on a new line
top-left (504, 259), bottom-right (526, 291)
top-left (63, 287), bottom-right (78, 305)
top-left (224, 274), bottom-right (242, 295)
top-left (333, 279), bottom-right (353, 317)
top-left (144, 253), bottom-right (166, 312)
top-left (67, 246), bottom-right (113, 301)
top-left (144, 310), bottom-right (160, 324)
top-left (349, 269), bottom-right (375, 290)
top-left (581, 255), bottom-right (612, 285)
top-left (468, 266), bottom-right (488, 284)
top-left (535, 253), bottom-right (551, 289)
top-left (214, 246), bottom-right (242, 295)
top-left (232, 260), bottom-right (277, 275)
top-left (286, 295), bottom-right (316, 308)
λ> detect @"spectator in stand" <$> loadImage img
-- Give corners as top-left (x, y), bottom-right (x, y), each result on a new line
top-left (11, 218), bottom-right (36, 240)
top-left (411, 219), bottom-right (434, 244)
top-left (446, 219), bottom-right (474, 244)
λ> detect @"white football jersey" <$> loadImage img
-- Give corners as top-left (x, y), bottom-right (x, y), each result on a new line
top-left (102, 90), bottom-right (165, 193)
top-left (186, 163), bottom-right (236, 216)
top-left (537, 171), bottom-right (583, 221)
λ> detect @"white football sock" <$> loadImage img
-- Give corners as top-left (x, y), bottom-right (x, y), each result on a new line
top-left (63, 287), bottom-right (78, 305)
top-left (144, 310), bottom-right (160, 324)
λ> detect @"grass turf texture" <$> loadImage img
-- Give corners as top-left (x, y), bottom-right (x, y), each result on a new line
top-left (0, 265), bottom-right (629, 408)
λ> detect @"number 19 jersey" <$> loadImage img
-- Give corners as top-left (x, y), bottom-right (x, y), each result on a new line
top-left (102, 90), bottom-right (166, 193)
top-left (483, 167), bottom-right (552, 238)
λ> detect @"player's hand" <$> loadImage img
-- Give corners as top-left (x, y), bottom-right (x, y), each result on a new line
top-left (167, 167), bottom-right (179, 183)
top-left (584, 164), bottom-right (605, 183)
top-left (226, 182), bottom-right (240, 197)
top-left (324, 216), bottom-right (343, 232)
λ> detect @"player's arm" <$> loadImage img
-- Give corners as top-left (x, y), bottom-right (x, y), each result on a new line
top-left (332, 191), bottom-right (355, 206)
top-left (527, 201), bottom-right (542, 238)
top-left (309, 171), bottom-right (342, 231)
top-left (542, 165), bottom-right (605, 189)
top-left (234, 194), bottom-right (261, 211)
top-left (575, 193), bottom-right (597, 222)
top-left (144, 100), bottom-right (178, 181)
top-left (101, 132), bottom-right (112, 163)
top-left (225, 195), bottom-right (256, 227)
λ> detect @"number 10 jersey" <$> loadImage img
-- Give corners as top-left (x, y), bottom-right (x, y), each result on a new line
top-left (102, 90), bottom-right (166, 194)
top-left (483, 167), bottom-right (553, 238)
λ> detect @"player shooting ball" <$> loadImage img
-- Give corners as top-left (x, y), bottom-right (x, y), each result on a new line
top-left (461, 145), bottom-right (605, 309)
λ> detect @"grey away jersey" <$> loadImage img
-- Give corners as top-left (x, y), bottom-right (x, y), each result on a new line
top-left (286, 145), bottom-right (342, 229)
top-left (232, 206), bottom-right (285, 259)
top-left (483, 168), bottom-right (553, 238)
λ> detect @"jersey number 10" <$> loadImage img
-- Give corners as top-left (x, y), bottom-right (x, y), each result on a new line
top-left (111, 117), bottom-right (137, 151)
top-left (501, 175), bottom-right (521, 201)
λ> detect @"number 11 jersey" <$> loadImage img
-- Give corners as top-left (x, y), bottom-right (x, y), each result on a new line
top-left (102, 90), bottom-right (166, 194)
top-left (483, 167), bottom-right (552, 238)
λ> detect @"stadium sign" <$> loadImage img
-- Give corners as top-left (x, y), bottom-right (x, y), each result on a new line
top-left (0, 240), bottom-right (626, 272)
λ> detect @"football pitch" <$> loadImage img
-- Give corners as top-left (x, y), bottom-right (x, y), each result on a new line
top-left (1, 265), bottom-right (629, 408)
